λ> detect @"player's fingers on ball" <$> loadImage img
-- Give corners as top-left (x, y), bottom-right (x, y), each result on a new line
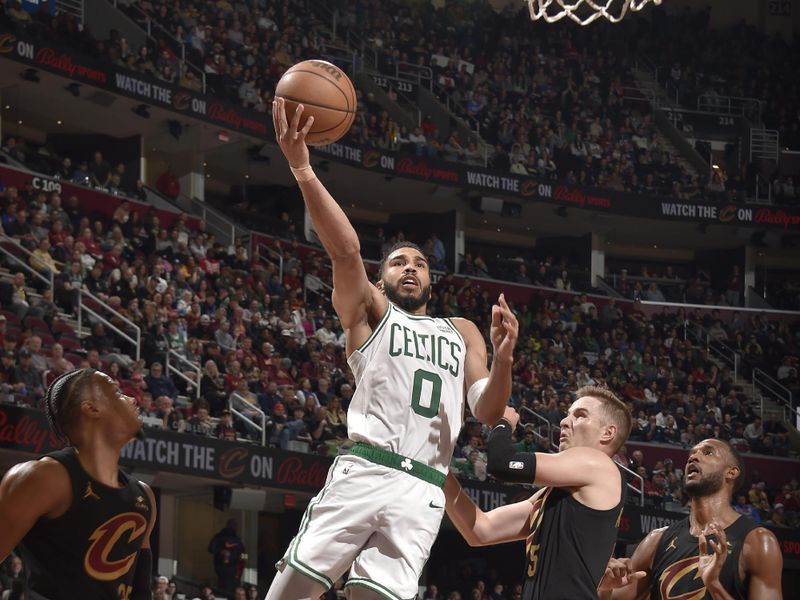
top-left (291, 104), bottom-right (304, 134)
top-left (278, 97), bottom-right (289, 131)
top-left (300, 115), bottom-right (315, 137)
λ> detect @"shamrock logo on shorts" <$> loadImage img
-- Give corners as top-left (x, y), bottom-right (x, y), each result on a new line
top-left (400, 458), bottom-right (413, 471)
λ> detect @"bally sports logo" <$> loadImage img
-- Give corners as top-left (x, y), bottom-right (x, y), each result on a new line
top-left (84, 512), bottom-right (148, 581)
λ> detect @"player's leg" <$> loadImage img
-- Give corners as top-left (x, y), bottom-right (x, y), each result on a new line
top-left (266, 456), bottom-right (380, 598)
top-left (345, 474), bottom-right (445, 600)
top-left (264, 562), bottom-right (325, 600)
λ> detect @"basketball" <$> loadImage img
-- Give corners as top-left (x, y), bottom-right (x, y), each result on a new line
top-left (275, 60), bottom-right (357, 146)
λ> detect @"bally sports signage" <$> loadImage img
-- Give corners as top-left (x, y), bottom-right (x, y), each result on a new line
top-left (2, 29), bottom-right (799, 230)
top-left (0, 29), bottom-right (268, 139)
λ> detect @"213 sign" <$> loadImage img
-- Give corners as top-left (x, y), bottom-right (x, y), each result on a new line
top-left (768, 0), bottom-right (792, 16)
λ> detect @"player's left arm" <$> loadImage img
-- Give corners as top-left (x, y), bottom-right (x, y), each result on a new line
top-left (454, 294), bottom-right (517, 426)
top-left (131, 482), bottom-right (158, 600)
top-left (742, 527), bottom-right (783, 600)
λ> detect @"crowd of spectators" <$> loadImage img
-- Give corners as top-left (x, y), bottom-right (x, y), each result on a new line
top-left (2, 179), bottom-right (799, 460)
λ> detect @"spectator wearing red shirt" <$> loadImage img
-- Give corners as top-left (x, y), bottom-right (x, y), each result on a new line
top-left (156, 165), bottom-right (181, 199)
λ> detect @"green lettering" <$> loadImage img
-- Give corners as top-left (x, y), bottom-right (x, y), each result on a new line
top-left (437, 335), bottom-right (450, 372)
top-left (449, 342), bottom-right (461, 377)
top-left (412, 330), bottom-right (425, 360)
top-left (389, 323), bottom-right (403, 357)
top-left (403, 326), bottom-right (414, 357)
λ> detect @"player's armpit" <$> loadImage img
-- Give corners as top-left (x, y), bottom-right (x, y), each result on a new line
top-left (139, 482), bottom-right (158, 550)
top-left (331, 253), bottom-right (382, 329)
top-left (744, 527), bottom-right (783, 599)
top-left (0, 458), bottom-right (71, 561)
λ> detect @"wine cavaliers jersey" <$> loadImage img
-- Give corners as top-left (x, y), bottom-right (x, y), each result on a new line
top-left (19, 447), bottom-right (152, 600)
top-left (522, 470), bottom-right (626, 600)
top-left (650, 515), bottom-right (759, 600)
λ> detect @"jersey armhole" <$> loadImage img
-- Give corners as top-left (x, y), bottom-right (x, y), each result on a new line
top-left (356, 304), bottom-right (392, 354)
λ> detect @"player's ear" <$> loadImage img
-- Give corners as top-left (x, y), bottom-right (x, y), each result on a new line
top-left (375, 279), bottom-right (384, 292)
top-left (601, 423), bottom-right (617, 446)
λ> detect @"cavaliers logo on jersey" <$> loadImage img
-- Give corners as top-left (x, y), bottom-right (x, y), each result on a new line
top-left (84, 512), bottom-right (148, 581)
top-left (658, 556), bottom-right (706, 600)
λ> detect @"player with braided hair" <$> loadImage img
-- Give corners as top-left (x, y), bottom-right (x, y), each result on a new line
top-left (0, 368), bottom-right (157, 600)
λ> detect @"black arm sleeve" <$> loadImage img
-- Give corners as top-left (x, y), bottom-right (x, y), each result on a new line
top-left (131, 548), bottom-right (153, 600)
top-left (486, 420), bottom-right (538, 484)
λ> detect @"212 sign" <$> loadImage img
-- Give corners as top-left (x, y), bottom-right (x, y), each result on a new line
top-left (768, 0), bottom-right (792, 16)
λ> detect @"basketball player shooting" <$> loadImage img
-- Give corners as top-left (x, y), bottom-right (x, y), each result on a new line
top-left (267, 98), bottom-right (518, 600)
top-left (598, 438), bottom-right (783, 600)
top-left (0, 369), bottom-right (156, 600)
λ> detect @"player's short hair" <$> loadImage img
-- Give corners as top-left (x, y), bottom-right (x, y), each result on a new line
top-left (44, 368), bottom-right (97, 444)
top-left (378, 241), bottom-right (425, 279)
top-left (716, 439), bottom-right (746, 493)
top-left (576, 385), bottom-right (631, 453)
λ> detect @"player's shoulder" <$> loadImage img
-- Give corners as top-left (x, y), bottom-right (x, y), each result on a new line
top-left (449, 317), bottom-right (481, 339)
top-left (743, 525), bottom-right (781, 555)
top-left (0, 457), bottom-right (71, 506)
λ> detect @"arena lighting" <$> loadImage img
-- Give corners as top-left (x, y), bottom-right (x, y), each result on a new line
top-left (132, 104), bottom-right (150, 119)
top-left (20, 68), bottom-right (39, 83)
top-left (65, 83), bottom-right (81, 97)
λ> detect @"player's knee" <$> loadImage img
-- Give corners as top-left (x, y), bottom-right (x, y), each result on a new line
top-left (265, 564), bottom-right (325, 600)
top-left (345, 586), bottom-right (385, 600)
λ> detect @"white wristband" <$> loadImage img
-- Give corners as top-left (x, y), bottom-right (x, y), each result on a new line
top-left (467, 377), bottom-right (489, 414)
top-left (290, 165), bottom-right (316, 182)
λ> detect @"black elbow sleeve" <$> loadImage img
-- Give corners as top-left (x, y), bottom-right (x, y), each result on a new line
top-left (487, 420), bottom-right (537, 484)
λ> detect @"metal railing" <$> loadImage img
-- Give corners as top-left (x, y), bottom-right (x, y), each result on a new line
top-left (753, 368), bottom-right (797, 427)
top-left (0, 235), bottom-right (54, 290)
top-left (229, 392), bottom-right (267, 446)
top-left (185, 197), bottom-right (240, 248)
top-left (77, 288), bottom-right (141, 361)
top-left (697, 95), bottom-right (761, 120)
top-left (395, 62), bottom-right (433, 90)
top-left (521, 406), bottom-right (644, 505)
top-left (165, 349), bottom-right (201, 400)
top-left (304, 273), bottom-right (332, 304)
top-left (253, 242), bottom-right (284, 281)
top-left (685, 321), bottom-right (739, 381)
top-left (110, 0), bottom-right (206, 92)
top-left (56, 0), bottom-right (84, 23)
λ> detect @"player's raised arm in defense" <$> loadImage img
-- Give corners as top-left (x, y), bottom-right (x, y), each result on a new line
top-left (272, 98), bottom-right (386, 351)
top-left (453, 293), bottom-right (518, 426)
top-left (443, 472), bottom-right (535, 547)
top-left (597, 528), bottom-right (662, 600)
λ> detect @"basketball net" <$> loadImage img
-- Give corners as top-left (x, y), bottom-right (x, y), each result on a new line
top-left (527, 0), bottom-right (662, 26)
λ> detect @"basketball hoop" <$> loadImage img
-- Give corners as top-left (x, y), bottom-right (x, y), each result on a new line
top-left (527, 0), bottom-right (662, 26)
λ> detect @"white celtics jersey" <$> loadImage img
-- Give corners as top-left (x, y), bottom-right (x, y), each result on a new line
top-left (347, 303), bottom-right (467, 474)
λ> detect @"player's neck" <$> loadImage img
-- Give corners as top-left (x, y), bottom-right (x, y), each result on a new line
top-left (688, 494), bottom-right (739, 535)
top-left (74, 441), bottom-right (122, 489)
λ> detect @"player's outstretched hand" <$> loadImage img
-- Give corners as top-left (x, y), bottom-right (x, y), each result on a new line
top-left (598, 557), bottom-right (646, 592)
top-left (698, 522), bottom-right (727, 587)
top-left (272, 97), bottom-right (315, 169)
top-left (490, 293), bottom-right (518, 363)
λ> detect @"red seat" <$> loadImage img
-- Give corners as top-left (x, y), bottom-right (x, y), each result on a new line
top-left (0, 310), bottom-right (21, 325)
top-left (58, 337), bottom-right (82, 351)
top-left (52, 320), bottom-right (76, 335)
top-left (24, 316), bottom-right (49, 332)
top-left (65, 352), bottom-right (84, 365)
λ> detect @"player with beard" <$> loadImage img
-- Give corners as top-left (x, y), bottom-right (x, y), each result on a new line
top-left (267, 99), bottom-right (518, 600)
top-left (599, 438), bottom-right (783, 600)
top-left (0, 369), bottom-right (156, 599)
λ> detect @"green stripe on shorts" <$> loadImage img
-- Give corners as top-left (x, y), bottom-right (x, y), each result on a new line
top-left (285, 456), bottom-right (341, 589)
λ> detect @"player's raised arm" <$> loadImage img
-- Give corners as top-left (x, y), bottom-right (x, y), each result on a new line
top-left (272, 98), bottom-right (385, 339)
top-left (443, 473), bottom-right (533, 547)
top-left (597, 528), bottom-right (662, 600)
top-left (0, 458), bottom-right (71, 561)
top-left (455, 293), bottom-right (518, 426)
